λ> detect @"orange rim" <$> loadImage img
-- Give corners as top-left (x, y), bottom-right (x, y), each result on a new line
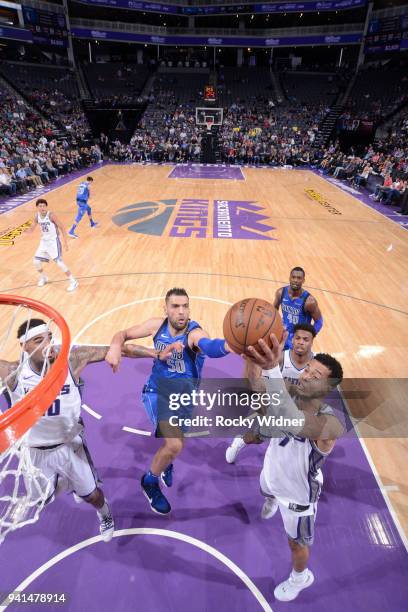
top-left (0, 295), bottom-right (70, 454)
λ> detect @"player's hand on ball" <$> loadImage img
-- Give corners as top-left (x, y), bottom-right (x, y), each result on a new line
top-left (105, 347), bottom-right (122, 372)
top-left (158, 341), bottom-right (183, 360)
top-left (244, 331), bottom-right (288, 369)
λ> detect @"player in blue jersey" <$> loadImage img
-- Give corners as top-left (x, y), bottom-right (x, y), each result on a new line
top-left (69, 176), bottom-right (98, 238)
top-left (274, 267), bottom-right (323, 349)
top-left (105, 287), bottom-right (231, 515)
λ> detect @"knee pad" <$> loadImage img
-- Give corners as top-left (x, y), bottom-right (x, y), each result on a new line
top-left (34, 258), bottom-right (43, 271)
top-left (56, 259), bottom-right (69, 273)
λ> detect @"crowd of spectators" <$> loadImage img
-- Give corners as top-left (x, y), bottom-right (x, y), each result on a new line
top-left (27, 88), bottom-right (90, 139)
top-left (318, 128), bottom-right (408, 209)
top-left (108, 87), bottom-right (204, 162)
top-left (0, 63), bottom-right (407, 213)
top-left (219, 100), bottom-right (327, 165)
top-left (0, 91), bottom-right (100, 197)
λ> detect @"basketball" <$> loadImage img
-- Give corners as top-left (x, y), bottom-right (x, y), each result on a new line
top-left (223, 298), bottom-right (284, 355)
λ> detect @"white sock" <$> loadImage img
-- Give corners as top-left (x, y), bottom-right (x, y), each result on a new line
top-left (291, 569), bottom-right (308, 584)
top-left (69, 275), bottom-right (75, 281)
top-left (97, 500), bottom-right (111, 519)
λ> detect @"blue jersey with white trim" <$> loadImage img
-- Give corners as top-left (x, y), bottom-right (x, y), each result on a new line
top-left (280, 286), bottom-right (311, 338)
top-left (77, 182), bottom-right (90, 203)
top-left (146, 319), bottom-right (205, 393)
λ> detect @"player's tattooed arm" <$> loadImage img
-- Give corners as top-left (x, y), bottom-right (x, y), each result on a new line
top-left (72, 343), bottom-right (158, 377)
top-left (122, 344), bottom-right (157, 359)
top-left (105, 317), bottom-right (162, 372)
top-left (0, 360), bottom-right (20, 390)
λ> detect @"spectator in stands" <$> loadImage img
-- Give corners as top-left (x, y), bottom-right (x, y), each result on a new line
top-left (383, 179), bottom-right (407, 206)
top-left (370, 175), bottom-right (393, 201)
top-left (353, 163), bottom-right (372, 189)
top-left (0, 168), bottom-right (16, 196)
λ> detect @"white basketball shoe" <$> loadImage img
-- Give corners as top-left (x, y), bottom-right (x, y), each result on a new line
top-left (225, 436), bottom-right (246, 464)
top-left (274, 570), bottom-right (315, 602)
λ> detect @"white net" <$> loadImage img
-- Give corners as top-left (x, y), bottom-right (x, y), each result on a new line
top-left (0, 437), bottom-right (53, 545)
top-left (0, 303), bottom-right (61, 544)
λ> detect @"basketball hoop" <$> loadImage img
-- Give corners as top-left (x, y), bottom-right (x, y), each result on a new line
top-left (0, 295), bottom-right (70, 453)
top-left (0, 295), bottom-right (70, 543)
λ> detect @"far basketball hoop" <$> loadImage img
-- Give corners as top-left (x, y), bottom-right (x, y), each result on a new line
top-left (196, 107), bottom-right (223, 131)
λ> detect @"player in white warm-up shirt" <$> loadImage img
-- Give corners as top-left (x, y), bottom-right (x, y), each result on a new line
top-left (27, 198), bottom-right (78, 292)
top-left (225, 323), bottom-right (316, 464)
top-left (0, 319), bottom-right (159, 542)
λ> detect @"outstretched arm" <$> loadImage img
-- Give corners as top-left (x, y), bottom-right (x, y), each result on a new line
top-left (70, 343), bottom-right (157, 379)
top-left (244, 335), bottom-right (343, 440)
top-left (188, 328), bottom-right (230, 357)
top-left (105, 317), bottom-right (162, 372)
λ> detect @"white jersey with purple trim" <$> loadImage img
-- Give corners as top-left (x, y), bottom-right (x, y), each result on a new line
top-left (37, 211), bottom-right (58, 242)
top-left (9, 359), bottom-right (82, 447)
top-left (260, 403), bottom-right (334, 507)
top-left (262, 349), bottom-right (313, 384)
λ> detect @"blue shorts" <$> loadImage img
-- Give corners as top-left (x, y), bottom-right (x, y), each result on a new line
top-left (142, 388), bottom-right (193, 436)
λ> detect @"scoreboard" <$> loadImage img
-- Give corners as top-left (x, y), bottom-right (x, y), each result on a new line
top-left (22, 6), bottom-right (68, 47)
top-left (204, 85), bottom-right (216, 102)
top-left (365, 14), bottom-right (408, 54)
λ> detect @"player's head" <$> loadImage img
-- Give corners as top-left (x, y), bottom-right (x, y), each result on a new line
top-left (36, 199), bottom-right (48, 214)
top-left (289, 267), bottom-right (305, 291)
top-left (17, 319), bottom-right (56, 369)
top-left (86, 176), bottom-right (94, 183)
top-left (292, 323), bottom-right (316, 356)
top-left (297, 353), bottom-right (343, 399)
top-left (165, 288), bottom-right (190, 331)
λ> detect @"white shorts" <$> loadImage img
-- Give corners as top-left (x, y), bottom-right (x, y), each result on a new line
top-left (29, 434), bottom-right (99, 498)
top-left (35, 238), bottom-right (62, 262)
top-left (260, 469), bottom-right (317, 546)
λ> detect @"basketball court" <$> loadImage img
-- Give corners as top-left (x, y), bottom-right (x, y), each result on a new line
top-left (0, 163), bottom-right (407, 610)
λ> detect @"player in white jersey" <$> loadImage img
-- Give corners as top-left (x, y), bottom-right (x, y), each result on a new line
top-left (27, 199), bottom-right (78, 292)
top-left (0, 318), bottom-right (165, 542)
top-left (244, 333), bottom-right (344, 602)
top-left (225, 323), bottom-right (316, 464)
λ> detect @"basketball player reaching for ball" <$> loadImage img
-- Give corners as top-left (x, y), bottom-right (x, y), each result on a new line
top-left (0, 319), bottom-right (160, 542)
top-left (69, 176), bottom-right (97, 239)
top-left (27, 199), bottom-right (78, 292)
top-left (244, 333), bottom-right (343, 602)
top-left (275, 267), bottom-right (323, 349)
top-left (105, 287), bottom-right (231, 515)
top-left (225, 323), bottom-right (316, 464)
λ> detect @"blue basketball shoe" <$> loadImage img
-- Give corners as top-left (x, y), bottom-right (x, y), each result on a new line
top-left (161, 464), bottom-right (173, 488)
top-left (141, 472), bottom-right (171, 515)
